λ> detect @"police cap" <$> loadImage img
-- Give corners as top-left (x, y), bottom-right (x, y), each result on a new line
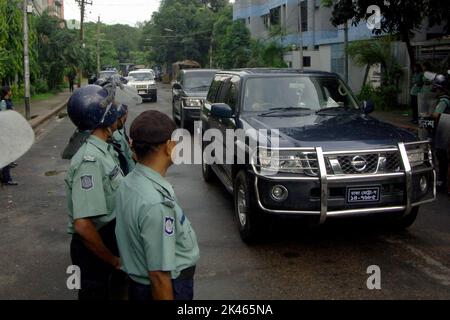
top-left (130, 110), bottom-right (177, 144)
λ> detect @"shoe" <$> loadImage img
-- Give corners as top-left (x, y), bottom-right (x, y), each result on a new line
top-left (4, 181), bottom-right (18, 186)
top-left (9, 162), bottom-right (18, 168)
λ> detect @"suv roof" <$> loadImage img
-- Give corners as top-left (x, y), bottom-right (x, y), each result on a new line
top-left (217, 68), bottom-right (338, 78)
top-left (130, 69), bottom-right (154, 73)
top-left (181, 69), bottom-right (220, 74)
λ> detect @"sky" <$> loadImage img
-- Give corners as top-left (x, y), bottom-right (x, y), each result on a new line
top-left (64, 0), bottom-right (161, 26)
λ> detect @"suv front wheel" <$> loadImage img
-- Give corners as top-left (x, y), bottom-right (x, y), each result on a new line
top-left (234, 170), bottom-right (266, 243)
top-left (393, 207), bottom-right (419, 229)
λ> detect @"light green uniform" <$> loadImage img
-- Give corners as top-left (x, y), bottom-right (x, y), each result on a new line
top-left (435, 95), bottom-right (450, 114)
top-left (115, 164), bottom-right (199, 285)
top-left (65, 135), bottom-right (124, 234)
top-left (112, 128), bottom-right (135, 172)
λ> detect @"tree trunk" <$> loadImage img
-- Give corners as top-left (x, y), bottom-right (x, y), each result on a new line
top-left (363, 64), bottom-right (370, 85)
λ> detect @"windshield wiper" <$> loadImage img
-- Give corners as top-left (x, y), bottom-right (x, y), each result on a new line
top-left (316, 106), bottom-right (352, 114)
top-left (259, 107), bottom-right (311, 116)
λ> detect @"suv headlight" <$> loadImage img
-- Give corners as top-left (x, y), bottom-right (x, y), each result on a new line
top-left (258, 149), bottom-right (318, 175)
top-left (183, 98), bottom-right (202, 108)
top-left (406, 147), bottom-right (428, 167)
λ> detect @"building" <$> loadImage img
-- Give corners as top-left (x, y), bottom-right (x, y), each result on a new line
top-left (233, 0), bottom-right (449, 102)
top-left (32, 0), bottom-right (64, 19)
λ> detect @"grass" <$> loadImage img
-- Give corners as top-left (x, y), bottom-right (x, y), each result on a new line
top-left (12, 92), bottom-right (56, 105)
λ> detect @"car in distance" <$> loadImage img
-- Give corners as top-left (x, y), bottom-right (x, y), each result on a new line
top-left (128, 69), bottom-right (157, 102)
top-left (201, 69), bottom-right (436, 242)
top-left (98, 70), bottom-right (118, 81)
top-left (172, 69), bottom-right (219, 129)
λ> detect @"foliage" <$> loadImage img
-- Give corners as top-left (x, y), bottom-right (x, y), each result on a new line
top-left (357, 84), bottom-right (399, 110)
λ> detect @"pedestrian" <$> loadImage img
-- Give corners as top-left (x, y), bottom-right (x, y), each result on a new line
top-left (68, 69), bottom-right (76, 92)
top-left (65, 85), bottom-right (125, 300)
top-left (0, 86), bottom-right (18, 186)
top-left (410, 63), bottom-right (423, 124)
top-left (430, 74), bottom-right (450, 194)
top-left (109, 104), bottom-right (135, 175)
top-left (115, 110), bottom-right (200, 300)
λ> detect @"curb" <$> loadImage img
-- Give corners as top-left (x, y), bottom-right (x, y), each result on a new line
top-left (29, 100), bottom-right (68, 130)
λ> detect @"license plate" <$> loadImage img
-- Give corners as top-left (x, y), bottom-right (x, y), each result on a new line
top-left (138, 90), bottom-right (146, 94)
top-left (347, 186), bottom-right (380, 203)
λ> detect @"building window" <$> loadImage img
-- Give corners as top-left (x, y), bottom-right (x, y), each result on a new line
top-left (301, 1), bottom-right (308, 32)
top-left (262, 14), bottom-right (270, 29)
top-left (247, 17), bottom-right (251, 25)
top-left (270, 6), bottom-right (281, 26)
top-left (303, 56), bottom-right (311, 67)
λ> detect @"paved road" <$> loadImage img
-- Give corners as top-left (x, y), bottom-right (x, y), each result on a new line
top-left (1, 84), bottom-right (449, 299)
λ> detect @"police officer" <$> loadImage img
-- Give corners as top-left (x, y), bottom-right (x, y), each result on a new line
top-left (110, 104), bottom-right (135, 175)
top-left (115, 110), bottom-right (199, 300)
top-left (430, 74), bottom-right (450, 193)
top-left (65, 85), bottom-right (124, 300)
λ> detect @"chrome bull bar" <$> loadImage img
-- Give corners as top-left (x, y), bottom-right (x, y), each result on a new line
top-left (250, 141), bottom-right (436, 224)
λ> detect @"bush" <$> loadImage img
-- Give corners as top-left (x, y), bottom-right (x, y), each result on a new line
top-left (33, 79), bottom-right (49, 94)
top-left (357, 84), bottom-right (400, 111)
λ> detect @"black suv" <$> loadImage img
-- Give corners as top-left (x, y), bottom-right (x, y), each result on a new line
top-left (201, 69), bottom-right (436, 242)
top-left (172, 69), bottom-right (219, 129)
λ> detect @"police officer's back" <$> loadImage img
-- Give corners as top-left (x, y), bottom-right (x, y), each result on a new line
top-left (115, 111), bottom-right (199, 300)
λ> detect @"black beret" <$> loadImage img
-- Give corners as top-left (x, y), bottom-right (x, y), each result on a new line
top-left (130, 110), bottom-right (177, 144)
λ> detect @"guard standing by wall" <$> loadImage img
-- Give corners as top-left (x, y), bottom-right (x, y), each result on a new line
top-left (115, 110), bottom-right (200, 300)
top-left (65, 85), bottom-right (124, 300)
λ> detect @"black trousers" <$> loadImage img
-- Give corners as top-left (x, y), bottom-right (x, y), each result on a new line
top-left (70, 220), bottom-right (127, 300)
top-left (128, 266), bottom-right (196, 301)
top-left (436, 148), bottom-right (449, 188)
top-left (0, 165), bottom-right (12, 183)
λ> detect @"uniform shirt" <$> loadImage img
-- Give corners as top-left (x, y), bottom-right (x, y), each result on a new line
top-left (115, 163), bottom-right (200, 285)
top-left (435, 95), bottom-right (450, 114)
top-left (65, 135), bottom-right (124, 234)
top-left (112, 128), bottom-right (135, 173)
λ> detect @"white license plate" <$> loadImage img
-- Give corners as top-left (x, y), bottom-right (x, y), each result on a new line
top-left (347, 186), bottom-right (380, 203)
top-left (138, 90), bottom-right (147, 94)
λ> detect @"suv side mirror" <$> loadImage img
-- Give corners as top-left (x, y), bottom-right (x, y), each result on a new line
top-left (173, 82), bottom-right (182, 90)
top-left (362, 100), bottom-right (375, 114)
top-left (211, 103), bottom-right (233, 118)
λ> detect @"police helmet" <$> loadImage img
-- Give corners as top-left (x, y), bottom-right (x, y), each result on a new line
top-left (67, 85), bottom-right (118, 131)
top-left (117, 104), bottom-right (128, 119)
top-left (432, 74), bottom-right (449, 92)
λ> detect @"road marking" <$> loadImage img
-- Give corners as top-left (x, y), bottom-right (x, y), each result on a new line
top-left (384, 237), bottom-right (450, 286)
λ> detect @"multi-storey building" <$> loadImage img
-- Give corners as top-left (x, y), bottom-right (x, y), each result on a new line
top-left (233, 0), bottom-right (449, 100)
top-left (32, 0), bottom-right (64, 19)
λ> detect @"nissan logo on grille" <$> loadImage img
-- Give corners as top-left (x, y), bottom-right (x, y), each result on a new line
top-left (351, 156), bottom-right (368, 172)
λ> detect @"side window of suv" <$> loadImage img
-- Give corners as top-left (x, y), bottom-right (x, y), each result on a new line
top-left (207, 76), bottom-right (222, 103)
top-left (216, 81), bottom-right (231, 104)
top-left (225, 79), bottom-right (239, 111)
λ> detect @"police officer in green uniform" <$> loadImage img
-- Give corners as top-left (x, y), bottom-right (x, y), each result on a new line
top-left (430, 74), bottom-right (450, 193)
top-left (65, 85), bottom-right (124, 300)
top-left (111, 104), bottom-right (135, 175)
top-left (115, 110), bottom-right (199, 300)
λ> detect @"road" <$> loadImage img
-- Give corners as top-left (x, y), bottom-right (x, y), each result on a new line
top-left (1, 84), bottom-right (449, 300)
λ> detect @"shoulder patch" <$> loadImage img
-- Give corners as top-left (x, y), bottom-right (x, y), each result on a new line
top-left (164, 216), bottom-right (175, 236)
top-left (83, 155), bottom-right (96, 162)
top-left (80, 175), bottom-right (94, 190)
top-left (109, 165), bottom-right (121, 180)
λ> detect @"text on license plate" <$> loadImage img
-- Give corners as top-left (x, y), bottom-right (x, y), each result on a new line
top-left (347, 187), bottom-right (380, 203)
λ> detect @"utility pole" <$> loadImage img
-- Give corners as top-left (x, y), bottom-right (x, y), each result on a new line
top-left (23, 0), bottom-right (31, 120)
top-left (344, 21), bottom-right (349, 83)
top-left (96, 16), bottom-right (100, 77)
top-left (76, 0), bottom-right (93, 87)
top-left (297, 0), bottom-right (304, 70)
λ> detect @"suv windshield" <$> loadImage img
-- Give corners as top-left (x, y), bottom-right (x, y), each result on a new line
top-left (129, 72), bottom-right (154, 81)
top-left (184, 72), bottom-right (216, 90)
top-left (243, 76), bottom-right (359, 112)
top-left (99, 71), bottom-right (117, 79)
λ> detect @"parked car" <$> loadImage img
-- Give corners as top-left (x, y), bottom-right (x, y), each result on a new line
top-left (201, 69), bottom-right (436, 242)
top-left (172, 69), bottom-right (219, 129)
top-left (98, 70), bottom-right (118, 81)
top-left (127, 69), bottom-right (157, 102)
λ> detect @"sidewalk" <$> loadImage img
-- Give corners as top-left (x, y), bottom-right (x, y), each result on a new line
top-left (372, 110), bottom-right (419, 133)
top-left (14, 89), bottom-right (71, 120)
